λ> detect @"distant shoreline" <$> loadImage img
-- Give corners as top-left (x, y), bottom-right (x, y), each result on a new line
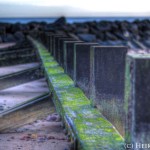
top-left (0, 16), bottom-right (150, 24)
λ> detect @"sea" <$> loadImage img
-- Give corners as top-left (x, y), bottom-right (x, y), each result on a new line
top-left (0, 17), bottom-right (149, 24)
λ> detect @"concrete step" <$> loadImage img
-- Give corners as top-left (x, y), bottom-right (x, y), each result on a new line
top-left (0, 78), bottom-right (49, 113)
top-left (0, 42), bottom-right (37, 66)
top-left (0, 47), bottom-right (32, 53)
top-left (0, 63), bottom-right (42, 90)
top-left (0, 48), bottom-right (37, 66)
top-left (0, 43), bottom-right (16, 50)
top-left (0, 93), bottom-right (55, 133)
top-left (1, 40), bottom-right (32, 51)
top-left (0, 48), bottom-right (34, 58)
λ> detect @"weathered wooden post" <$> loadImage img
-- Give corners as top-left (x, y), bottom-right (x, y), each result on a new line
top-left (43, 32), bottom-right (48, 47)
top-left (64, 41), bottom-right (83, 79)
top-left (90, 46), bottom-right (127, 136)
top-left (74, 43), bottom-right (98, 98)
top-left (58, 38), bottom-right (76, 67)
top-left (54, 36), bottom-right (65, 60)
top-left (39, 32), bottom-right (45, 45)
top-left (125, 53), bottom-right (150, 149)
top-left (47, 33), bottom-right (54, 53)
top-left (51, 34), bottom-right (66, 57)
top-left (0, 26), bottom-right (6, 38)
top-left (48, 33), bottom-right (59, 54)
top-left (45, 32), bottom-right (49, 49)
top-left (45, 32), bottom-right (54, 49)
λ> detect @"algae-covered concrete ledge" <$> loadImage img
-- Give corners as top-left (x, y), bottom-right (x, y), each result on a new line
top-left (29, 37), bottom-right (124, 150)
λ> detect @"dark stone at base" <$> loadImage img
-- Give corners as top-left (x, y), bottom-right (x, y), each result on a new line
top-left (5, 34), bottom-right (16, 42)
top-left (53, 17), bottom-right (66, 26)
top-left (77, 34), bottom-right (96, 42)
top-left (14, 32), bottom-right (25, 41)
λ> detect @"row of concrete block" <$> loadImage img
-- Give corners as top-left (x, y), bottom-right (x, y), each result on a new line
top-left (41, 32), bottom-right (150, 148)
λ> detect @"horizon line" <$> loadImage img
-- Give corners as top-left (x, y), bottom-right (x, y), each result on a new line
top-left (0, 15), bottom-right (150, 19)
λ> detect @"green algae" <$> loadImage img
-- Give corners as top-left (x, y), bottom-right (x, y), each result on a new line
top-left (40, 52), bottom-right (50, 56)
top-left (49, 74), bottom-right (74, 89)
top-left (44, 61), bottom-right (59, 68)
top-left (56, 87), bottom-right (91, 107)
top-left (73, 118), bottom-right (115, 134)
top-left (41, 56), bottom-right (54, 62)
top-left (54, 88), bottom-right (91, 117)
top-left (81, 140), bottom-right (124, 150)
top-left (75, 121), bottom-right (124, 150)
top-left (46, 66), bottom-right (64, 76)
top-left (64, 106), bottom-right (100, 119)
top-left (78, 131), bottom-right (124, 150)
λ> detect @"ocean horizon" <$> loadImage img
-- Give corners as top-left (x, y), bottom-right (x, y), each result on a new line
top-left (0, 16), bottom-right (149, 24)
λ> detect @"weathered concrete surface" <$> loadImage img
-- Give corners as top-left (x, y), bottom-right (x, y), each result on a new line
top-left (0, 66), bottom-right (42, 90)
top-left (0, 43), bottom-right (16, 49)
top-left (125, 53), bottom-right (150, 148)
top-left (0, 49), bottom-right (37, 66)
top-left (0, 78), bottom-right (49, 112)
top-left (0, 63), bottom-right (39, 77)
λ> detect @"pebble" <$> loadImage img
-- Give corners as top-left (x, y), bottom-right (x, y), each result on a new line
top-left (46, 114), bottom-right (60, 122)
top-left (10, 136), bottom-right (15, 139)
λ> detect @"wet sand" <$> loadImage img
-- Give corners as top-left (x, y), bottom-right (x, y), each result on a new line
top-left (0, 113), bottom-right (71, 150)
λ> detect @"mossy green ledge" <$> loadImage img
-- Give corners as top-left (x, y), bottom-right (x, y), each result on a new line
top-left (30, 37), bottom-right (124, 150)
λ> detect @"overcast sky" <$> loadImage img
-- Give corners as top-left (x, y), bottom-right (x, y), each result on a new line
top-left (0, 0), bottom-right (150, 17)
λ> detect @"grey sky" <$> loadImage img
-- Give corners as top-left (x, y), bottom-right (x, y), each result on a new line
top-left (0, 0), bottom-right (150, 17)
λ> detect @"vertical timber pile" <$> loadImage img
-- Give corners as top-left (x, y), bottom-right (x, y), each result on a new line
top-left (58, 38), bottom-right (76, 67)
top-left (90, 46), bottom-right (127, 136)
top-left (125, 53), bottom-right (150, 149)
top-left (64, 41), bottom-right (83, 79)
top-left (74, 43), bottom-right (98, 98)
top-left (53, 35), bottom-right (67, 61)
